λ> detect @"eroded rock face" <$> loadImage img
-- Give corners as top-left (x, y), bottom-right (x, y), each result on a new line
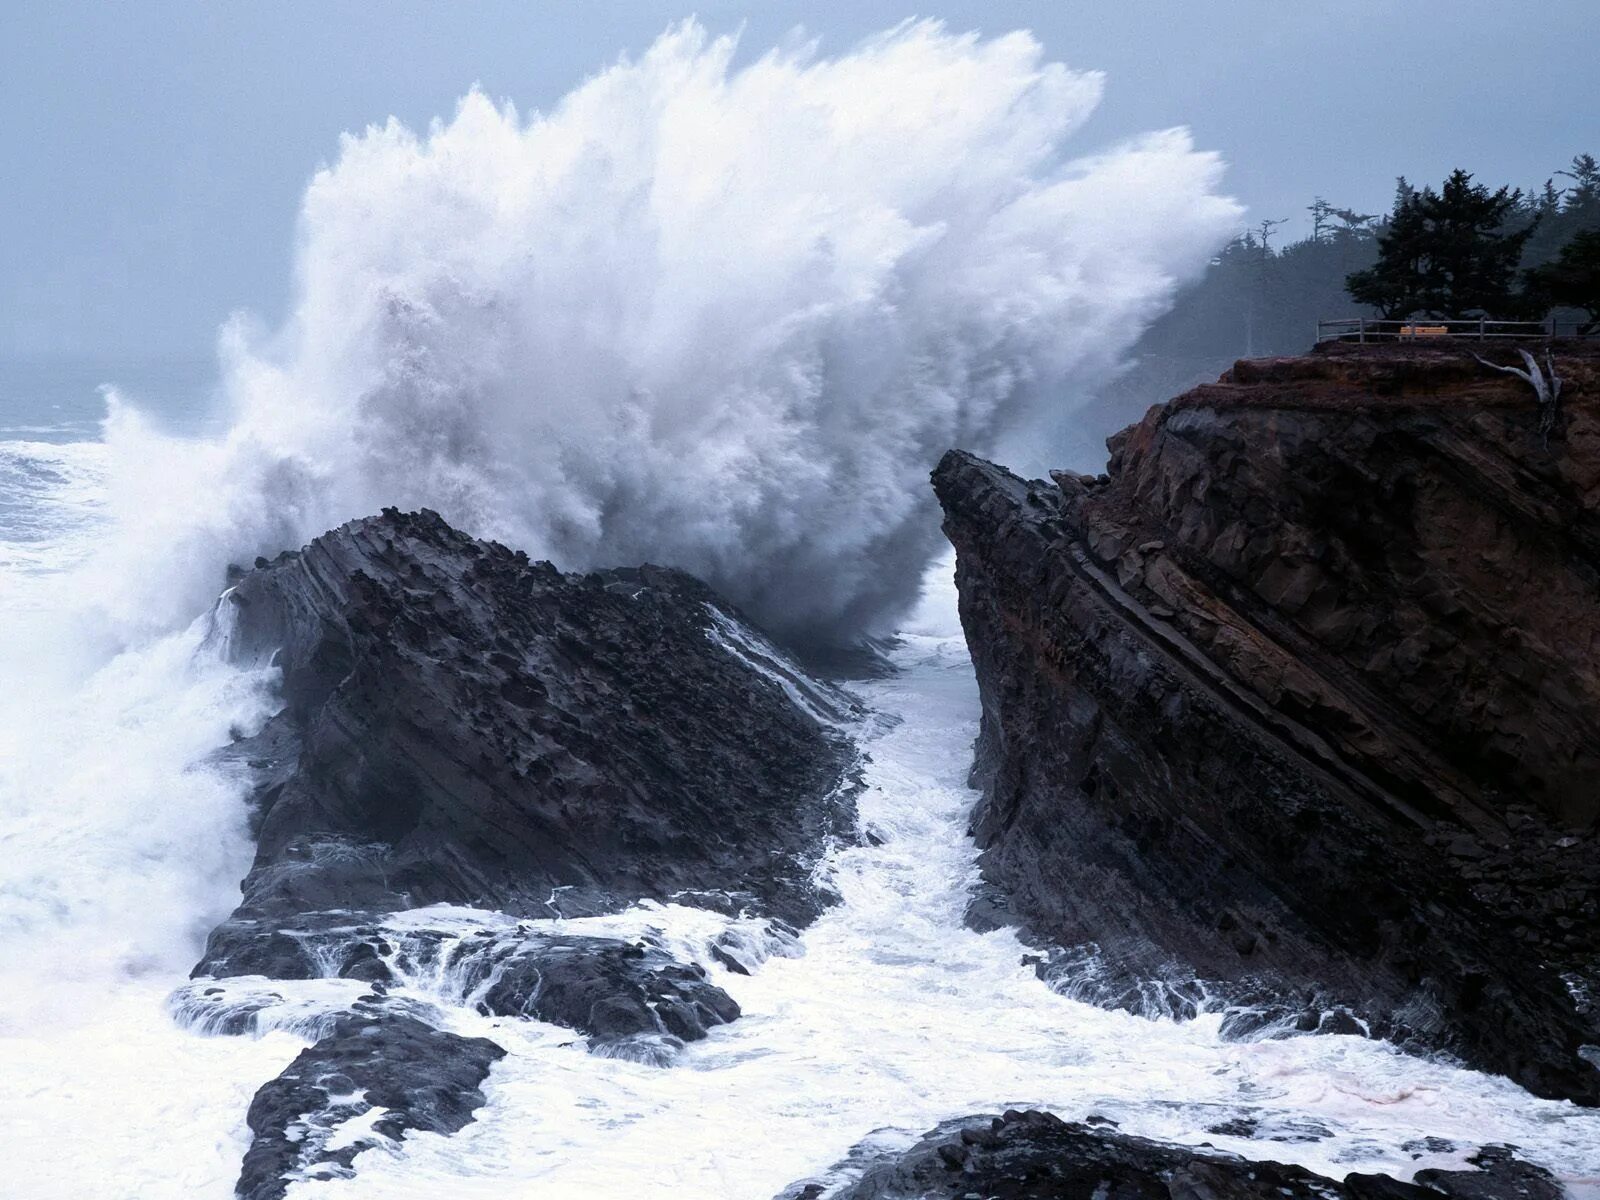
top-left (934, 342), bottom-right (1600, 1104)
top-left (213, 506), bottom-right (859, 929)
top-left (781, 1109), bottom-right (1561, 1200)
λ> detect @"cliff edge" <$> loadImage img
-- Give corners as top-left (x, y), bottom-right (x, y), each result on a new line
top-left (933, 341), bottom-right (1600, 1104)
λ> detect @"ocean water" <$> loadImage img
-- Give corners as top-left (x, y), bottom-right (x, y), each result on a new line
top-left (0, 361), bottom-right (299, 1196)
top-left (3, 433), bottom-right (1598, 1195)
top-left (2, 20), bottom-right (1598, 1199)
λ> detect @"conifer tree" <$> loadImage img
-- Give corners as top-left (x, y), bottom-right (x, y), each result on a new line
top-left (1347, 170), bottom-right (1535, 318)
top-left (1344, 187), bottom-right (1431, 317)
top-left (1525, 230), bottom-right (1600, 332)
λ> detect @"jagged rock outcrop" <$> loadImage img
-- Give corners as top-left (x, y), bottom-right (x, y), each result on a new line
top-left (210, 506), bottom-right (859, 930)
top-left (779, 1109), bottom-right (1561, 1200)
top-left (934, 341), bottom-right (1600, 1105)
top-left (193, 508), bottom-right (860, 1197)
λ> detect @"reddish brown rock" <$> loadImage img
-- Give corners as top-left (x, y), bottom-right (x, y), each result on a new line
top-left (934, 340), bottom-right (1600, 1104)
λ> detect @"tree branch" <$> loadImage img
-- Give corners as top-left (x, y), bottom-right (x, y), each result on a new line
top-left (1472, 349), bottom-right (1564, 445)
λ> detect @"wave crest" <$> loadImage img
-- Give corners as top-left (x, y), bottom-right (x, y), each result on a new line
top-left (95, 19), bottom-right (1240, 641)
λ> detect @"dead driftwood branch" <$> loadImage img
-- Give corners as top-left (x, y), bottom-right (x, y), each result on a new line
top-left (1473, 349), bottom-right (1564, 445)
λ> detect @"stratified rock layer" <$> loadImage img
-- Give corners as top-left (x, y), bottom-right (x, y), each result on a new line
top-left (933, 342), bottom-right (1600, 1104)
top-left (784, 1109), bottom-right (1561, 1200)
top-left (212, 506), bottom-right (858, 929)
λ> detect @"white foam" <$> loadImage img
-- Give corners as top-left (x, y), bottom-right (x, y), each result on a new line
top-left (0, 982), bottom-right (303, 1200)
top-left (0, 439), bottom-right (109, 619)
top-left (168, 976), bottom-right (379, 1039)
top-left (74, 20), bottom-right (1240, 645)
top-left (0, 611), bottom-right (280, 1031)
top-left (702, 604), bottom-right (856, 728)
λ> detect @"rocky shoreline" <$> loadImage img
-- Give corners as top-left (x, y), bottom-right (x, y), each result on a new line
top-left (166, 342), bottom-right (1600, 1198)
top-left (188, 508), bottom-right (862, 1197)
top-left (778, 1109), bottom-right (1563, 1199)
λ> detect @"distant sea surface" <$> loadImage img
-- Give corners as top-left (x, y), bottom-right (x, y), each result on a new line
top-left (0, 355), bottom-right (220, 579)
top-left (0, 355), bottom-right (221, 444)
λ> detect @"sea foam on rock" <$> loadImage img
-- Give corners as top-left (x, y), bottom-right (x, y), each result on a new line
top-left (185, 910), bottom-right (743, 1049)
top-left (235, 1007), bottom-right (505, 1200)
top-left (933, 341), bottom-right (1600, 1105)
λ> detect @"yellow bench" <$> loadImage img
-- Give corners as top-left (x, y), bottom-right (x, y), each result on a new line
top-left (1399, 325), bottom-right (1450, 337)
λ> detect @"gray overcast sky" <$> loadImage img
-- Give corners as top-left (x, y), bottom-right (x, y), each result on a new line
top-left (3, 0), bottom-right (1595, 361)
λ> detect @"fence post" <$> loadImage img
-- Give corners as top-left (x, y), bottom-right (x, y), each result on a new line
top-left (1358, 318), bottom-right (1365, 345)
top-left (1478, 316), bottom-right (1486, 341)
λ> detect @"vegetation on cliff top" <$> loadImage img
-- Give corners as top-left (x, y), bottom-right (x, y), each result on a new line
top-left (1064, 154), bottom-right (1600, 460)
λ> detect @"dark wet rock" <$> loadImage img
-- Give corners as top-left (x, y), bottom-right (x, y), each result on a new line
top-left (1204, 1114), bottom-right (1332, 1144)
top-left (211, 506), bottom-right (859, 932)
top-left (191, 910), bottom-right (742, 1050)
top-left (1206, 1117), bottom-right (1260, 1139)
top-left (236, 1010), bottom-right (504, 1200)
top-left (1411, 1144), bottom-right (1564, 1199)
top-left (788, 1109), bottom-right (1561, 1200)
top-left (195, 919), bottom-right (320, 980)
top-left (477, 935), bottom-right (740, 1044)
top-left (933, 343), bottom-right (1600, 1104)
top-left (1402, 1136), bottom-right (1459, 1159)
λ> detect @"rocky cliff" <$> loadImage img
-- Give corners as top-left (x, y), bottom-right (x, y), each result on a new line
top-left (933, 341), bottom-right (1600, 1105)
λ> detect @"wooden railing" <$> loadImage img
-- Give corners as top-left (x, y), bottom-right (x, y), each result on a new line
top-left (1317, 317), bottom-right (1597, 344)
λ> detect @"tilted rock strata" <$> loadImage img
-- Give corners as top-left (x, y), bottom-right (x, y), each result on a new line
top-left (934, 341), bottom-right (1600, 1104)
top-left (213, 506), bottom-right (859, 929)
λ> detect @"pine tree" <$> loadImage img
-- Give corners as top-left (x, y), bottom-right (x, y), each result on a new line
top-left (1559, 154), bottom-right (1600, 213)
top-left (1424, 170), bottom-right (1536, 316)
top-left (1345, 187), bottom-right (1431, 317)
top-left (1347, 170), bottom-right (1535, 318)
top-left (1525, 230), bottom-right (1600, 332)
